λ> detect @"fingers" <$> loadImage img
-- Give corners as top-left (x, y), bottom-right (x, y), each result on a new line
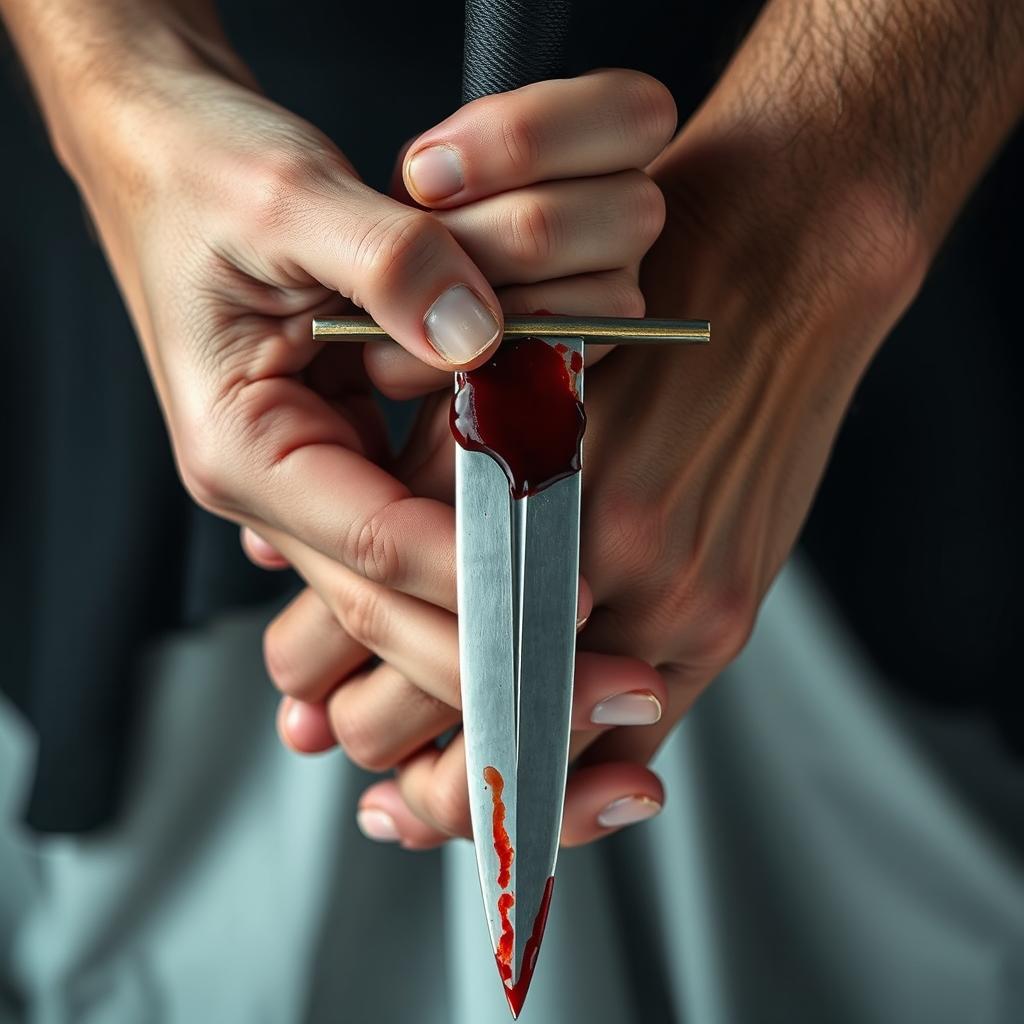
top-left (301, 648), bottom-right (662, 773)
top-left (261, 171), bottom-right (503, 368)
top-left (574, 666), bottom-right (710, 769)
top-left (277, 696), bottom-right (336, 754)
top-left (362, 738), bottom-right (665, 847)
top-left (560, 762), bottom-right (664, 847)
top-left (324, 661), bottom-right (461, 772)
top-left (241, 526), bottom-right (291, 569)
top-left (436, 172), bottom-right (664, 288)
top-left (264, 572), bottom-right (654, 776)
top-left (402, 69), bottom-right (677, 208)
top-left (257, 507), bottom-right (591, 711)
top-left (365, 70), bottom-right (670, 398)
top-left (262, 547), bottom-right (460, 701)
top-left (393, 731), bottom-right (471, 838)
top-left (358, 779), bottom-right (449, 849)
top-left (264, 584), bottom-right (373, 703)
top-left (192, 380), bottom-right (460, 608)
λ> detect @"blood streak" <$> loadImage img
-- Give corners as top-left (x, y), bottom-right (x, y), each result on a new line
top-left (483, 765), bottom-right (514, 887)
top-left (500, 876), bottom-right (555, 1019)
top-left (496, 892), bottom-right (515, 978)
top-left (483, 766), bottom-right (555, 1017)
top-left (450, 311), bottom-right (585, 499)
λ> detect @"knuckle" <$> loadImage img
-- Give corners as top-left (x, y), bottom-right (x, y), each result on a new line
top-left (411, 685), bottom-right (460, 724)
top-left (262, 622), bottom-right (301, 696)
top-left (601, 273), bottom-right (647, 318)
top-left (237, 152), bottom-right (314, 234)
top-left (507, 197), bottom-right (558, 265)
top-left (595, 488), bottom-right (668, 580)
top-left (629, 172), bottom-right (667, 246)
top-left (356, 209), bottom-right (444, 291)
top-left (331, 704), bottom-right (390, 772)
top-left (334, 581), bottom-right (387, 650)
top-left (498, 109), bottom-right (543, 175)
top-left (426, 775), bottom-right (470, 836)
top-left (343, 503), bottom-right (403, 587)
top-left (620, 71), bottom-right (678, 148)
top-left (176, 426), bottom-right (235, 515)
top-left (686, 588), bottom-right (756, 667)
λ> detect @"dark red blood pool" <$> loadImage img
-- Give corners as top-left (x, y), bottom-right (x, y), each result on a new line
top-left (483, 765), bottom-right (555, 1017)
top-left (450, 333), bottom-right (585, 500)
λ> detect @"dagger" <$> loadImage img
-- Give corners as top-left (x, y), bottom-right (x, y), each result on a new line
top-left (315, 3), bottom-right (709, 1012)
top-left (456, 21), bottom-right (582, 1010)
top-left (312, 309), bottom-right (707, 1019)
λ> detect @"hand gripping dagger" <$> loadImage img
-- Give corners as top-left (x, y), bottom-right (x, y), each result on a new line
top-left (314, 2), bottom-right (709, 1014)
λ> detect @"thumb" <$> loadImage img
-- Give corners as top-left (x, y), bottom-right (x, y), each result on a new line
top-left (272, 170), bottom-right (502, 370)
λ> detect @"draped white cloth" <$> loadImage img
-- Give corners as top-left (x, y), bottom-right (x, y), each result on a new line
top-left (3, 558), bottom-right (1022, 1023)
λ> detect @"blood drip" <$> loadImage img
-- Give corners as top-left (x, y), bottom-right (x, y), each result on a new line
top-left (496, 892), bottom-right (515, 978)
top-left (450, 312), bottom-right (585, 499)
top-left (483, 766), bottom-right (556, 1018)
top-left (483, 765), bottom-right (514, 888)
top-left (499, 876), bottom-right (555, 1019)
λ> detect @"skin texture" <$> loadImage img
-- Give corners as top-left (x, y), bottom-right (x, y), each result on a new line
top-left (2, 0), bottom-right (1021, 849)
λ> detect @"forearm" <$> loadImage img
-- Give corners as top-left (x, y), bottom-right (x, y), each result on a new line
top-left (0, 0), bottom-right (255, 170)
top-left (647, 0), bottom-right (1023, 335)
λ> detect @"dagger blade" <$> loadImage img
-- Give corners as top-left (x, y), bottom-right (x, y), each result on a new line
top-left (457, 336), bottom-right (583, 1017)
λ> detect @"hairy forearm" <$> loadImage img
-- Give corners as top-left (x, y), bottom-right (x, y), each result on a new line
top-left (741, 0), bottom-right (1020, 243)
top-left (658, 0), bottom-right (1023, 265)
top-left (642, 0), bottom-right (1022, 369)
top-left (0, 0), bottom-right (254, 167)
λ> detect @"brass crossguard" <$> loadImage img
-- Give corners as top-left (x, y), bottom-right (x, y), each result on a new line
top-left (313, 315), bottom-right (710, 345)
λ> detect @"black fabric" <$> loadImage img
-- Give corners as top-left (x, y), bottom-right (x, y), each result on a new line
top-left (463, 0), bottom-right (572, 102)
top-left (0, 0), bottom-right (1018, 833)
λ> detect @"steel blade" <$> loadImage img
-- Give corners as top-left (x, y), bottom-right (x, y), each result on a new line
top-left (457, 336), bottom-right (583, 1017)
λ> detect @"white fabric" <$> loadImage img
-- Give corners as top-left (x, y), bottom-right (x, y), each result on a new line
top-left (2, 559), bottom-right (1022, 1023)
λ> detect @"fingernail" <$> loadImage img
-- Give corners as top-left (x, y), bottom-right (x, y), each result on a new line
top-left (407, 146), bottom-right (464, 201)
top-left (597, 795), bottom-right (662, 829)
top-left (590, 690), bottom-right (663, 726)
top-left (424, 284), bottom-right (500, 364)
top-left (357, 808), bottom-right (400, 842)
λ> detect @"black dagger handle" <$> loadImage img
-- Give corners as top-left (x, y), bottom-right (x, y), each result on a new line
top-left (462, 0), bottom-right (572, 104)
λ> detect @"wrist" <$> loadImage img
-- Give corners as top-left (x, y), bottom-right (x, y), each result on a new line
top-left (643, 112), bottom-right (928, 377)
top-left (4, 7), bottom-right (255, 186)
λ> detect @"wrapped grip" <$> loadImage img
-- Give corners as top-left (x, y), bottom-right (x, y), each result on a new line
top-left (462, 0), bottom-right (572, 104)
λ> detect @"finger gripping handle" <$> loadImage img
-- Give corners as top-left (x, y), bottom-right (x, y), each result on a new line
top-left (462, 0), bottom-right (572, 104)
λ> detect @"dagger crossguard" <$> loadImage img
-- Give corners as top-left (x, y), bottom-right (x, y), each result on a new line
top-left (312, 314), bottom-right (710, 345)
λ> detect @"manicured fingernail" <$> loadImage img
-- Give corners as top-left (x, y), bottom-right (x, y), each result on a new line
top-left (424, 284), bottom-right (500, 364)
top-left (406, 145), bottom-right (464, 202)
top-left (596, 795), bottom-right (662, 829)
top-left (590, 690), bottom-right (663, 726)
top-left (357, 808), bottom-right (400, 842)
top-left (576, 612), bottom-right (590, 632)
